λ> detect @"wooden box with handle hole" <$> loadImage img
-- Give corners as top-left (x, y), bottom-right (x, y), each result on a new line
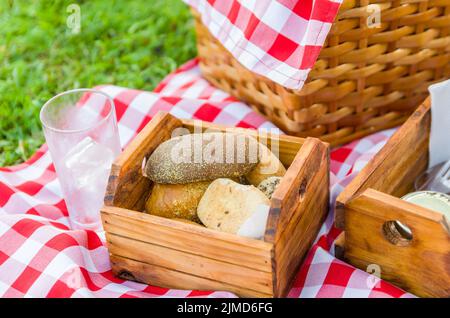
top-left (101, 111), bottom-right (330, 297)
top-left (335, 97), bottom-right (450, 297)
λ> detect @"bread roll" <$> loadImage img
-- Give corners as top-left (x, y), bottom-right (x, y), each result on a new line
top-left (257, 176), bottom-right (282, 199)
top-left (197, 178), bottom-right (270, 237)
top-left (145, 181), bottom-right (210, 222)
top-left (144, 132), bottom-right (260, 184)
top-left (246, 143), bottom-right (286, 186)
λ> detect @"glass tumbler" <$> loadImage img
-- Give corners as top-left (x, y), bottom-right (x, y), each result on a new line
top-left (40, 89), bottom-right (121, 230)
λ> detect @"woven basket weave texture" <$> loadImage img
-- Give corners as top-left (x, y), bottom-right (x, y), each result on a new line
top-left (194, 0), bottom-right (450, 146)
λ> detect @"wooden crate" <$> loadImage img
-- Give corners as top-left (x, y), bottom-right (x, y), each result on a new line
top-left (335, 97), bottom-right (450, 297)
top-left (101, 111), bottom-right (330, 298)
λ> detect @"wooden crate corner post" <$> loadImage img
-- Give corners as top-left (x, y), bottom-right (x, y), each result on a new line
top-left (266, 137), bottom-right (330, 297)
top-left (104, 111), bottom-right (183, 210)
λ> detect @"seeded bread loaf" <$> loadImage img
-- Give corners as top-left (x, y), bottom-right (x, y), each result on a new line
top-left (145, 181), bottom-right (211, 222)
top-left (197, 178), bottom-right (270, 237)
top-left (144, 132), bottom-right (260, 184)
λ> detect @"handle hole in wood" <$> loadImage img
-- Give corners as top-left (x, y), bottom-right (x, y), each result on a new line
top-left (382, 220), bottom-right (413, 246)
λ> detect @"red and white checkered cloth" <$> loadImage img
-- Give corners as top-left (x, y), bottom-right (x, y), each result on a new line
top-left (0, 59), bottom-right (415, 298)
top-left (185, 0), bottom-right (342, 89)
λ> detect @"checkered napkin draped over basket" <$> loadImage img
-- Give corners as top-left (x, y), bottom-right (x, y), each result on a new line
top-left (184, 0), bottom-right (342, 89)
top-left (0, 59), bottom-right (414, 298)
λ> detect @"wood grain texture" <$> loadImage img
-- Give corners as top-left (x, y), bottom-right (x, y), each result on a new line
top-left (102, 206), bottom-right (273, 272)
top-left (265, 137), bottom-right (329, 242)
top-left (107, 233), bottom-right (273, 293)
top-left (335, 98), bottom-right (431, 229)
top-left (265, 137), bottom-right (330, 296)
top-left (110, 255), bottom-right (273, 298)
top-left (345, 189), bottom-right (450, 297)
top-left (101, 113), bottom-right (330, 297)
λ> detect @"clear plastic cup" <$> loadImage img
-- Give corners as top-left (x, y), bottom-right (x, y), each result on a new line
top-left (40, 89), bottom-right (121, 230)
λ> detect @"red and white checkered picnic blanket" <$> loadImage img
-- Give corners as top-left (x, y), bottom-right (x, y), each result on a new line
top-left (0, 59), bottom-right (414, 298)
top-left (184, 0), bottom-right (342, 90)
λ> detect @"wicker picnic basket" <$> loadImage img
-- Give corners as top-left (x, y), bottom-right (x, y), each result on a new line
top-left (193, 1), bottom-right (450, 146)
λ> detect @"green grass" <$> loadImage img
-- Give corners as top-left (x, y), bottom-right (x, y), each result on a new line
top-left (0, 0), bottom-right (196, 166)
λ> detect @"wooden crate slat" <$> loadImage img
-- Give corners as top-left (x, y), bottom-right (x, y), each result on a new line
top-left (110, 255), bottom-right (274, 298)
top-left (265, 137), bottom-right (329, 242)
top-left (102, 206), bottom-right (273, 272)
top-left (107, 233), bottom-right (273, 293)
top-left (273, 167), bottom-right (329, 296)
top-left (264, 137), bottom-right (329, 296)
top-left (335, 99), bottom-right (431, 229)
